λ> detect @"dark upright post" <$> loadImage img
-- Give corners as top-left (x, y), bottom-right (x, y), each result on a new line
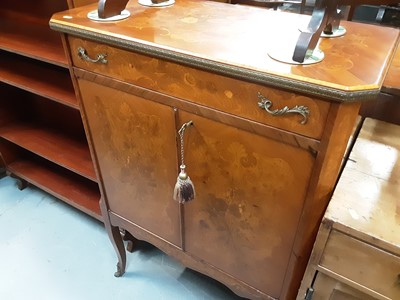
top-left (292, 0), bottom-right (339, 63)
top-left (98, 0), bottom-right (129, 19)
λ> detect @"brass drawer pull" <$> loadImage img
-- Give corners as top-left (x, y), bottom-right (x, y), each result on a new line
top-left (257, 92), bottom-right (309, 125)
top-left (77, 47), bottom-right (108, 64)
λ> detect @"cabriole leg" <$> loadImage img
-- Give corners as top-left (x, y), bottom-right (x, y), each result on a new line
top-left (110, 224), bottom-right (126, 277)
top-left (100, 197), bottom-right (126, 277)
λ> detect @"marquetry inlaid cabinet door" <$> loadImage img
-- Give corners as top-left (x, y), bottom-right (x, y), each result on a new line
top-left (77, 79), bottom-right (182, 247)
top-left (178, 110), bottom-right (315, 298)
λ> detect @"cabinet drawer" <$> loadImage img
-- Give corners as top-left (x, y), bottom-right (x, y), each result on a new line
top-left (68, 37), bottom-right (330, 139)
top-left (320, 230), bottom-right (400, 299)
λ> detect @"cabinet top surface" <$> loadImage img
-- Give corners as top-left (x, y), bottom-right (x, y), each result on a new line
top-left (50, 1), bottom-right (399, 101)
top-left (327, 118), bottom-right (400, 254)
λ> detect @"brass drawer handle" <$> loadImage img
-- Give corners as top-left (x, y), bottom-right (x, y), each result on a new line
top-left (77, 47), bottom-right (108, 64)
top-left (257, 92), bottom-right (310, 125)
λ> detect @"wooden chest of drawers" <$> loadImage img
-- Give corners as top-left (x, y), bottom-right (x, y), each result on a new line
top-left (297, 118), bottom-right (400, 300)
top-left (50, 1), bottom-right (399, 299)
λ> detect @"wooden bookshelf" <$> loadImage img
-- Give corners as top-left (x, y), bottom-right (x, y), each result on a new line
top-left (0, 0), bottom-right (100, 220)
top-left (8, 158), bottom-right (101, 220)
top-left (0, 7), bottom-right (67, 66)
top-left (0, 122), bottom-right (96, 181)
top-left (0, 51), bottom-right (77, 108)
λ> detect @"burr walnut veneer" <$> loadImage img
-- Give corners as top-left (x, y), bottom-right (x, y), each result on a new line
top-left (50, 1), bottom-right (399, 299)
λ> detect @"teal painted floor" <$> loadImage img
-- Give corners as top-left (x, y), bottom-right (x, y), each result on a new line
top-left (0, 176), bottom-right (245, 300)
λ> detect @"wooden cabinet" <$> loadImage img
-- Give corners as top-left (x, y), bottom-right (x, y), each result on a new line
top-left (75, 66), bottom-right (319, 299)
top-left (50, 1), bottom-right (399, 299)
top-left (0, 0), bottom-right (100, 219)
top-left (297, 119), bottom-right (400, 300)
top-left (78, 74), bottom-right (316, 296)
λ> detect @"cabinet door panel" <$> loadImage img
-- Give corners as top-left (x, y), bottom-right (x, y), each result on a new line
top-left (78, 79), bottom-right (181, 247)
top-left (179, 111), bottom-right (315, 297)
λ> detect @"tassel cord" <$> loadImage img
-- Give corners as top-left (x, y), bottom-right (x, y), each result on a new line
top-left (178, 121), bottom-right (193, 170)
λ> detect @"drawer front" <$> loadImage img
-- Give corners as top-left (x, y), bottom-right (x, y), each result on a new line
top-left (321, 230), bottom-right (400, 299)
top-left (312, 272), bottom-right (377, 300)
top-left (68, 37), bottom-right (330, 139)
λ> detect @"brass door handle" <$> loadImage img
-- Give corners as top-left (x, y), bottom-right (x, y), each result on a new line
top-left (257, 92), bottom-right (309, 125)
top-left (77, 47), bottom-right (108, 64)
